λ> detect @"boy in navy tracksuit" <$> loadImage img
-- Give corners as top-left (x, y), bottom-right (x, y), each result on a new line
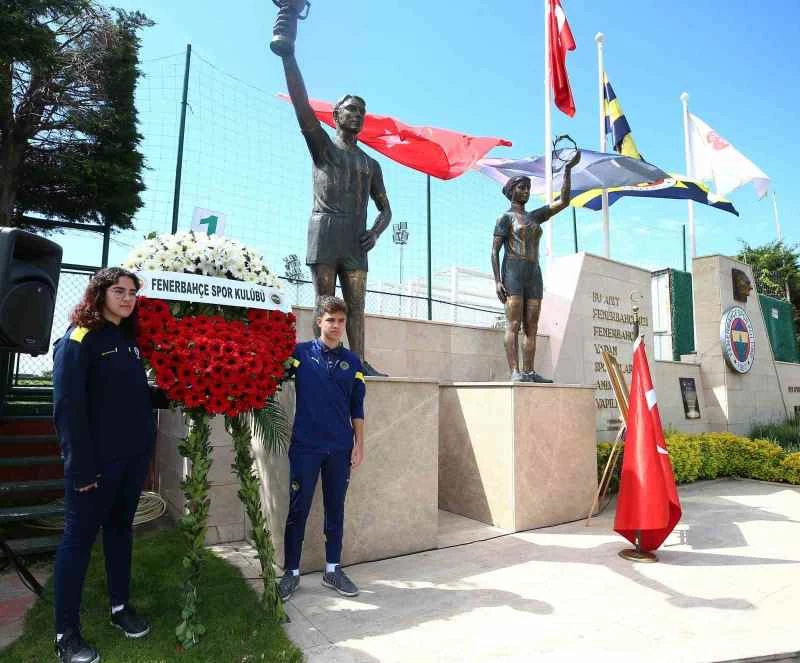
top-left (277, 295), bottom-right (366, 600)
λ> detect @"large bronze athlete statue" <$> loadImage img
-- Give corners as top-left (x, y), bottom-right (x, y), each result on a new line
top-left (272, 1), bottom-right (392, 372)
top-left (490, 151), bottom-right (580, 382)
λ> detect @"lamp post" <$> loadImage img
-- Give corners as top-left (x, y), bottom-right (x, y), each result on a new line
top-left (283, 253), bottom-right (305, 306)
top-left (392, 222), bottom-right (409, 315)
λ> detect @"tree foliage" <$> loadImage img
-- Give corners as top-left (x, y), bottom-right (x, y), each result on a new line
top-left (0, 1), bottom-right (152, 231)
top-left (737, 240), bottom-right (800, 345)
top-left (737, 241), bottom-right (800, 299)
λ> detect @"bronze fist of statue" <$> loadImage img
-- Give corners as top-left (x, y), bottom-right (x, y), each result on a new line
top-left (270, 0), bottom-right (311, 57)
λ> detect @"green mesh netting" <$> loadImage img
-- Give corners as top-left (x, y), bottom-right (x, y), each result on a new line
top-left (670, 269), bottom-right (695, 360)
top-left (759, 294), bottom-right (800, 363)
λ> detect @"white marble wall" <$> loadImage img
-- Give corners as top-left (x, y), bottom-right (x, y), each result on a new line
top-left (692, 255), bottom-right (788, 434)
top-left (156, 410), bottom-right (246, 544)
top-left (652, 360), bottom-right (711, 434)
top-left (291, 307), bottom-right (552, 383)
top-left (439, 382), bottom-right (598, 531)
top-left (773, 361), bottom-right (800, 420)
top-left (256, 378), bottom-right (440, 572)
top-left (539, 253), bottom-right (654, 438)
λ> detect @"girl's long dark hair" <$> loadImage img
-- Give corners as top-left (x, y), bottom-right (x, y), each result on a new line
top-left (69, 267), bottom-right (141, 333)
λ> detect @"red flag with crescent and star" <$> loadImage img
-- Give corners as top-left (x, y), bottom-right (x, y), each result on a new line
top-left (278, 95), bottom-right (512, 180)
top-left (549, 0), bottom-right (576, 117)
top-left (614, 337), bottom-right (682, 551)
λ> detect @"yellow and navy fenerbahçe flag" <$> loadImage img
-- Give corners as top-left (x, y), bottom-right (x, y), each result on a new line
top-left (603, 73), bottom-right (641, 160)
top-left (570, 177), bottom-right (739, 216)
top-left (568, 71), bottom-right (739, 216)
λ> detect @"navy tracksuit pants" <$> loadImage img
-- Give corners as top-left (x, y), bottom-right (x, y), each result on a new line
top-left (54, 451), bottom-right (151, 633)
top-left (283, 445), bottom-right (351, 570)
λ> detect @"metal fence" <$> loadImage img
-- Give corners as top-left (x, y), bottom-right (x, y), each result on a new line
top-left (12, 267), bottom-right (504, 385)
top-left (13, 268), bottom-right (95, 384)
top-left (13, 45), bottom-right (695, 383)
top-left (89, 47), bottom-right (688, 308)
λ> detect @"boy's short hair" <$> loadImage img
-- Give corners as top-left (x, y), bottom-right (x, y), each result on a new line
top-left (316, 295), bottom-right (348, 318)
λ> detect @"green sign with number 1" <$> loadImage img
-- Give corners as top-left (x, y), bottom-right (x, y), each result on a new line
top-left (199, 215), bottom-right (218, 235)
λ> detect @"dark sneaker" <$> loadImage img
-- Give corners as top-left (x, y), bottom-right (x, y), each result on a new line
top-left (277, 571), bottom-right (300, 601)
top-left (54, 630), bottom-right (100, 663)
top-left (110, 605), bottom-right (151, 639)
top-left (526, 371), bottom-right (554, 383)
top-left (321, 566), bottom-right (359, 597)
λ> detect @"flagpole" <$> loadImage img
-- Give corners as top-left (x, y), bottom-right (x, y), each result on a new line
top-left (595, 32), bottom-right (610, 258)
top-left (680, 92), bottom-right (696, 261)
top-left (544, 0), bottom-right (554, 274)
top-left (772, 191), bottom-right (782, 242)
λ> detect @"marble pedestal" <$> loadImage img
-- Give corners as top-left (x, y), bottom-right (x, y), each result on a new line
top-left (156, 410), bottom-right (247, 544)
top-left (439, 382), bottom-right (598, 531)
top-left (257, 377), bottom-right (439, 572)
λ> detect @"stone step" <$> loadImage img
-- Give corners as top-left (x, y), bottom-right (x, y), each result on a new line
top-left (0, 535), bottom-right (61, 558)
top-left (0, 434), bottom-right (58, 446)
top-left (0, 479), bottom-right (63, 495)
top-left (0, 456), bottom-right (62, 467)
top-left (0, 503), bottom-right (64, 523)
top-left (0, 416), bottom-right (55, 437)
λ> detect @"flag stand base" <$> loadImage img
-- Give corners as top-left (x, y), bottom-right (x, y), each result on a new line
top-left (618, 548), bottom-right (658, 563)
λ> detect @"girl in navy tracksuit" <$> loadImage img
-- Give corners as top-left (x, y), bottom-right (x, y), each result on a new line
top-left (52, 267), bottom-right (166, 663)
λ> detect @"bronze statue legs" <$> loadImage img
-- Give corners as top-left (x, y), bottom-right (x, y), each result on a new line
top-left (504, 296), bottom-right (542, 380)
top-left (521, 298), bottom-right (541, 373)
top-left (311, 264), bottom-right (367, 360)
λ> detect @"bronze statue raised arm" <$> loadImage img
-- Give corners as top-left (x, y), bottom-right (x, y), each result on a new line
top-left (490, 150), bottom-right (580, 382)
top-left (272, 1), bottom-right (392, 373)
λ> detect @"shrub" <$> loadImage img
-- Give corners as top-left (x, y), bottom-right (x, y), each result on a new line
top-left (597, 431), bottom-right (797, 495)
top-left (750, 418), bottom-right (800, 453)
top-left (781, 452), bottom-right (800, 484)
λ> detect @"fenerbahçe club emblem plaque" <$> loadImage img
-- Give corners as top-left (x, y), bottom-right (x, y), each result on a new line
top-left (720, 305), bottom-right (755, 373)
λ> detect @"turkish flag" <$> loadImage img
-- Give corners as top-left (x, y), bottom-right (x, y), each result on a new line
top-left (613, 338), bottom-right (682, 551)
top-left (549, 0), bottom-right (576, 117)
top-left (279, 95), bottom-right (511, 180)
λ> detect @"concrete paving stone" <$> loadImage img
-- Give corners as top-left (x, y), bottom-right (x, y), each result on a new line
top-left (215, 479), bottom-right (800, 663)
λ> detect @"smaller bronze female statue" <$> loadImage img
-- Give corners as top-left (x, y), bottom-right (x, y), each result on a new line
top-left (490, 152), bottom-right (580, 382)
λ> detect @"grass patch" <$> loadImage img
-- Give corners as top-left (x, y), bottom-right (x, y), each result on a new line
top-left (0, 527), bottom-right (301, 663)
top-left (750, 418), bottom-right (800, 453)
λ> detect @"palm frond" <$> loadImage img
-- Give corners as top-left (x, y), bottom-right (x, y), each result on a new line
top-left (250, 395), bottom-right (290, 454)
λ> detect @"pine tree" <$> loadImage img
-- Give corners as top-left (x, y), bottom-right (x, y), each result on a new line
top-left (0, 1), bottom-right (152, 231)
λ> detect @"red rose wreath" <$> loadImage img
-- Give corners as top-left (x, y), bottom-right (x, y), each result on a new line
top-left (126, 233), bottom-right (295, 647)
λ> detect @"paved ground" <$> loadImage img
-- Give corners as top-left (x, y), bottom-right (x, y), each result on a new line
top-left (4, 479), bottom-right (799, 662)
top-left (0, 564), bottom-right (50, 651)
top-left (218, 479), bottom-right (800, 663)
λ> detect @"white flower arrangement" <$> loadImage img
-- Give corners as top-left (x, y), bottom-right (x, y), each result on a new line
top-left (123, 231), bottom-right (281, 288)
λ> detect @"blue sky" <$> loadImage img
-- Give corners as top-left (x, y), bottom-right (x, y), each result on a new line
top-left (63, 0), bottom-right (800, 284)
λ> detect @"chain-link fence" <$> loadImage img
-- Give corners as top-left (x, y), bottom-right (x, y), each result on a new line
top-left (100, 47), bottom-right (686, 311)
top-left (16, 46), bottom-right (694, 382)
top-left (13, 268), bottom-right (94, 383)
top-left (752, 269), bottom-right (790, 301)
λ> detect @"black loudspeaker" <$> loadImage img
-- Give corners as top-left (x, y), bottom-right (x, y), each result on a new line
top-left (0, 229), bottom-right (62, 356)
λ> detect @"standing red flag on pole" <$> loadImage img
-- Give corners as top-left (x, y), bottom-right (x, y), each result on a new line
top-left (614, 337), bottom-right (682, 551)
top-left (549, 0), bottom-right (576, 117)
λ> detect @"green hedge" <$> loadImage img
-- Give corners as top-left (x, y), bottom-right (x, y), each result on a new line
top-left (597, 432), bottom-right (800, 495)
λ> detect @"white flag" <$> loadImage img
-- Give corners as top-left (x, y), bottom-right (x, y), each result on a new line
top-left (687, 113), bottom-right (770, 199)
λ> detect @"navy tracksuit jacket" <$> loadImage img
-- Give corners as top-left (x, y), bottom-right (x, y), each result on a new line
top-left (51, 321), bottom-right (164, 633)
top-left (283, 339), bottom-right (366, 569)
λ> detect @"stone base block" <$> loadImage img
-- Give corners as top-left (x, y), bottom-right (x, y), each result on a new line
top-left (155, 409), bottom-right (245, 545)
top-left (439, 382), bottom-right (597, 531)
top-left (256, 377), bottom-right (439, 572)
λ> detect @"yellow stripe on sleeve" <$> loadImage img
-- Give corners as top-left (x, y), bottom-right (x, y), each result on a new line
top-left (69, 327), bottom-right (90, 343)
top-left (354, 371), bottom-right (365, 383)
top-left (290, 358), bottom-right (300, 368)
